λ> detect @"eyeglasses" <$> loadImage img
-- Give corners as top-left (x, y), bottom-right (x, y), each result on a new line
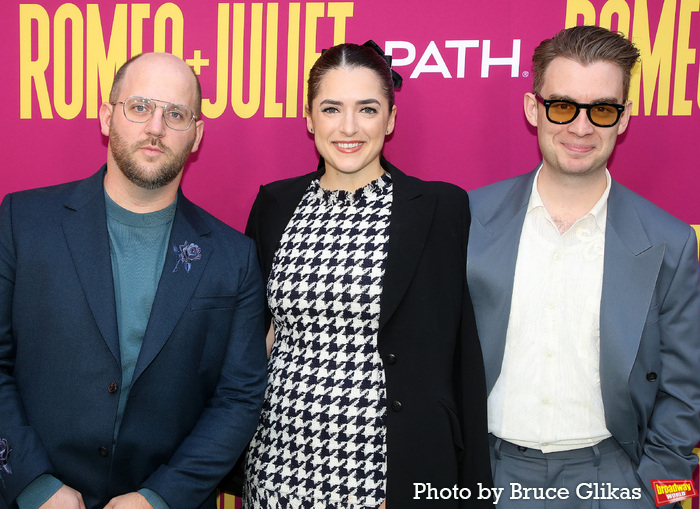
top-left (112, 95), bottom-right (198, 131)
top-left (535, 94), bottom-right (626, 128)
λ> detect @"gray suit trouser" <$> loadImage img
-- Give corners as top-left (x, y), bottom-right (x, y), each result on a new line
top-left (489, 435), bottom-right (661, 508)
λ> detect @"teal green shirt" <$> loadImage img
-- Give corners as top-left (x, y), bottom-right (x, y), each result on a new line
top-left (105, 191), bottom-right (176, 442)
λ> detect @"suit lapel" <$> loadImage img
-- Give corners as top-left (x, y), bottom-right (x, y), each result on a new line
top-left (599, 182), bottom-right (664, 439)
top-left (378, 165), bottom-right (435, 331)
top-left (61, 167), bottom-right (120, 364)
top-left (469, 171), bottom-right (534, 392)
top-left (131, 193), bottom-right (212, 382)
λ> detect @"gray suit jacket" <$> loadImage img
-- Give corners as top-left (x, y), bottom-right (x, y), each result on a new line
top-left (467, 166), bottom-right (700, 496)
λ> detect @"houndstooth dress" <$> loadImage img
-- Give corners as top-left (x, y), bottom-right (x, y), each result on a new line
top-left (244, 173), bottom-right (393, 508)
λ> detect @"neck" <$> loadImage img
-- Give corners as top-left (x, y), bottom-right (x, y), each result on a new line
top-left (103, 163), bottom-right (180, 213)
top-left (537, 165), bottom-right (607, 232)
top-left (320, 161), bottom-right (385, 192)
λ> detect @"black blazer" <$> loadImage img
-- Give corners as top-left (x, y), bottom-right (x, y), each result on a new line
top-left (245, 159), bottom-right (493, 507)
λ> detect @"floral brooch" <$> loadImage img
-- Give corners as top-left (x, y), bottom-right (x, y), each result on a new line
top-left (173, 241), bottom-right (202, 273)
top-left (0, 438), bottom-right (11, 488)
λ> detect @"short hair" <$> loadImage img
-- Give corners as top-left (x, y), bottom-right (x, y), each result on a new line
top-left (109, 53), bottom-right (203, 117)
top-left (532, 25), bottom-right (640, 102)
top-left (307, 43), bottom-right (395, 111)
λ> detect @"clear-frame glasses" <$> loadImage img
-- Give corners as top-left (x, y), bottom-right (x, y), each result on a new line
top-left (113, 95), bottom-right (197, 131)
top-left (535, 93), bottom-right (626, 128)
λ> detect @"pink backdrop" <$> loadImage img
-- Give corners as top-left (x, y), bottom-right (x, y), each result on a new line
top-left (2, 0), bottom-right (699, 232)
top-left (1, 0), bottom-right (699, 507)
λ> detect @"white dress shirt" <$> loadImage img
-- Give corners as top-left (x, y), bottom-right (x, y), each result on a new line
top-left (488, 167), bottom-right (613, 452)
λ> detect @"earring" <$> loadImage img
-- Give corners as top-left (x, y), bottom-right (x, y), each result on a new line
top-left (309, 128), bottom-right (314, 133)
top-left (386, 130), bottom-right (390, 134)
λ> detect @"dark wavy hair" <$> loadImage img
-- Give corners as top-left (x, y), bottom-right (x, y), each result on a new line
top-left (307, 43), bottom-right (395, 111)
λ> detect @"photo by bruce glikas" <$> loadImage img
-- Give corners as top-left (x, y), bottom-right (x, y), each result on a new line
top-left (412, 482), bottom-right (643, 504)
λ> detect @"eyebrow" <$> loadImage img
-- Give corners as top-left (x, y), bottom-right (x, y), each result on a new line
top-left (548, 94), bottom-right (622, 104)
top-left (319, 98), bottom-right (382, 107)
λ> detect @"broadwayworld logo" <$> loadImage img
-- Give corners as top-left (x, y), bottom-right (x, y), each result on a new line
top-left (650, 479), bottom-right (698, 506)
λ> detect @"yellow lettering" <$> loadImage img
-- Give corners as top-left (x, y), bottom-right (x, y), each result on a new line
top-left (154, 3), bottom-right (184, 57)
top-left (130, 4), bottom-right (151, 57)
top-left (565, 0), bottom-right (597, 27)
top-left (303, 3), bottom-right (325, 112)
top-left (54, 3), bottom-right (84, 119)
top-left (231, 3), bottom-right (263, 118)
top-left (86, 4), bottom-right (127, 118)
top-left (599, 0), bottom-right (631, 36)
top-left (692, 225), bottom-right (700, 260)
top-left (286, 3), bottom-right (301, 117)
top-left (328, 2), bottom-right (353, 45)
top-left (629, 0), bottom-right (676, 115)
top-left (672, 0), bottom-right (699, 115)
top-left (202, 3), bottom-right (230, 119)
top-left (264, 3), bottom-right (283, 118)
top-left (19, 4), bottom-right (52, 119)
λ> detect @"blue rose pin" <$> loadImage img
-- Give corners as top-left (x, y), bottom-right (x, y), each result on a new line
top-left (0, 438), bottom-right (11, 487)
top-left (173, 241), bottom-right (202, 273)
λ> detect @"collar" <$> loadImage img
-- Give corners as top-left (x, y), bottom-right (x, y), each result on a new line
top-left (527, 165), bottom-right (611, 233)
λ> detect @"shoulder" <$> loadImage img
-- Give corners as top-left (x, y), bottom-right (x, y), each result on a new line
top-left (179, 195), bottom-right (253, 248)
top-left (468, 172), bottom-right (530, 201)
top-left (467, 171), bottom-right (534, 218)
top-left (390, 163), bottom-right (468, 205)
top-left (258, 171), bottom-right (320, 199)
top-left (611, 181), bottom-right (694, 245)
top-left (3, 177), bottom-right (86, 207)
top-left (1, 173), bottom-right (98, 221)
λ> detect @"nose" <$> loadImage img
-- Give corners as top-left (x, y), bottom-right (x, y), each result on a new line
top-left (145, 105), bottom-right (167, 137)
top-left (339, 112), bottom-right (358, 136)
top-left (567, 107), bottom-right (595, 136)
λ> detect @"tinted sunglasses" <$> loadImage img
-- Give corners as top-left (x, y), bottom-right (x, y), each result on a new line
top-left (535, 94), bottom-right (626, 128)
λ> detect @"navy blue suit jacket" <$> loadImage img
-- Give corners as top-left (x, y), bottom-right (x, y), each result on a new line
top-left (0, 167), bottom-right (267, 509)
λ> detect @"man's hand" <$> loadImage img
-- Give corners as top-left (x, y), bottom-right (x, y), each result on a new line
top-left (104, 492), bottom-right (154, 509)
top-left (39, 485), bottom-right (85, 509)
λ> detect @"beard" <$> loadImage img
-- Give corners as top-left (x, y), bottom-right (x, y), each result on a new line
top-left (109, 122), bottom-right (195, 190)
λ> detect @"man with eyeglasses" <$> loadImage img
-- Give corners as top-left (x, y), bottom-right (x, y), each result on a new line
top-left (0, 53), bottom-right (267, 509)
top-left (467, 26), bottom-right (700, 507)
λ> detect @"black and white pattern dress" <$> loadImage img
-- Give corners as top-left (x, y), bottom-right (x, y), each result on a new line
top-left (244, 173), bottom-right (393, 508)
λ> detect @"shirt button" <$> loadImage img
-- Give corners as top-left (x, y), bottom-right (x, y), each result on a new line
top-left (386, 353), bottom-right (397, 365)
top-left (646, 372), bottom-right (658, 382)
top-left (542, 398), bottom-right (551, 405)
top-left (108, 382), bottom-right (118, 394)
top-left (97, 446), bottom-right (109, 457)
top-left (391, 400), bottom-right (402, 412)
top-left (553, 252), bottom-right (561, 261)
top-left (547, 302), bottom-right (556, 309)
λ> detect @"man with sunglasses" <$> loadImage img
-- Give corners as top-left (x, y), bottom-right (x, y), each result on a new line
top-left (467, 26), bottom-right (700, 507)
top-left (0, 53), bottom-right (267, 509)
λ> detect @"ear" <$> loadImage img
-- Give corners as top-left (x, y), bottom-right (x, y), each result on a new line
top-left (305, 103), bottom-right (314, 133)
top-left (99, 102), bottom-right (114, 136)
top-left (524, 93), bottom-right (538, 127)
top-left (385, 105), bottom-right (397, 135)
top-left (616, 100), bottom-right (633, 135)
top-left (191, 119), bottom-right (204, 153)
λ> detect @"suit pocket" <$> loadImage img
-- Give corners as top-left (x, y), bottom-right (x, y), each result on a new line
top-left (439, 398), bottom-right (464, 460)
top-left (190, 295), bottom-right (236, 311)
